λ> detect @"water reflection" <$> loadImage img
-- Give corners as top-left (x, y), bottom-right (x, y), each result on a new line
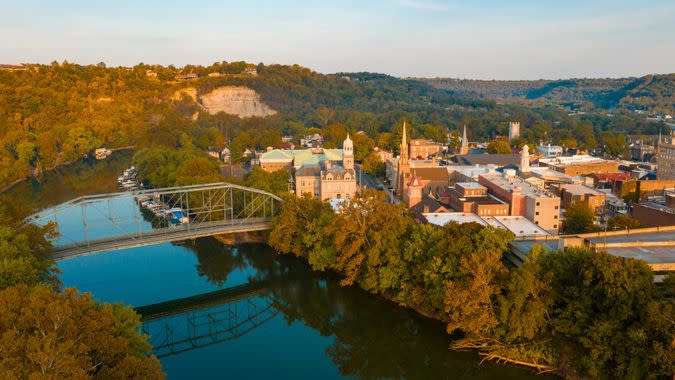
top-left (175, 243), bottom-right (554, 380)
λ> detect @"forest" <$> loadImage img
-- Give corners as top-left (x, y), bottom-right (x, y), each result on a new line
top-left (0, 61), bottom-right (668, 191)
top-left (419, 74), bottom-right (675, 114)
top-left (268, 190), bottom-right (675, 379)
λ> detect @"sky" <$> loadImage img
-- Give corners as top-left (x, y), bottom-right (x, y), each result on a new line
top-left (1, 0), bottom-right (674, 79)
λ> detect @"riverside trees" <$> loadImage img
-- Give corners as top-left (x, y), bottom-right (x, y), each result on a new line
top-left (0, 201), bottom-right (165, 379)
top-left (267, 191), bottom-right (674, 378)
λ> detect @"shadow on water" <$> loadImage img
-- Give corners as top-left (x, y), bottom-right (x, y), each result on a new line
top-left (0, 150), bottom-right (134, 215)
top-left (165, 242), bottom-right (557, 380)
top-left (21, 155), bottom-right (555, 379)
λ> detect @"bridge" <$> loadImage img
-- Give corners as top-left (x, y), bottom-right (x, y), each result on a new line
top-left (27, 183), bottom-right (282, 259)
top-left (136, 281), bottom-right (279, 358)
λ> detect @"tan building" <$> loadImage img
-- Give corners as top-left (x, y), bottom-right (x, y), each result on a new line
top-left (559, 184), bottom-right (607, 213)
top-left (478, 170), bottom-right (561, 232)
top-left (294, 135), bottom-right (356, 200)
top-left (657, 126), bottom-right (675, 180)
top-left (409, 139), bottom-right (443, 159)
top-left (539, 155), bottom-right (620, 176)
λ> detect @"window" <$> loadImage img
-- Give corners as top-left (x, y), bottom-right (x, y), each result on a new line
top-left (535, 221), bottom-right (539, 225)
top-left (554, 215), bottom-right (558, 219)
top-left (553, 224), bottom-right (558, 229)
top-left (536, 202), bottom-right (540, 206)
top-left (555, 205), bottom-right (559, 210)
top-left (535, 211), bottom-right (539, 216)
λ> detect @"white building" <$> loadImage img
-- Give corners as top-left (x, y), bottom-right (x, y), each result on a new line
top-left (537, 144), bottom-right (563, 158)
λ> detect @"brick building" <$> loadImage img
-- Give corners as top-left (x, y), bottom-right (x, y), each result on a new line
top-left (478, 170), bottom-right (561, 232)
top-left (448, 182), bottom-right (509, 217)
top-left (409, 139), bottom-right (444, 159)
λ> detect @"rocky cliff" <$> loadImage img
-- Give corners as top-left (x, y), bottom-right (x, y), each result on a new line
top-left (199, 86), bottom-right (277, 118)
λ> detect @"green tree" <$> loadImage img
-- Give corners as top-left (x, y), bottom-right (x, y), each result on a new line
top-left (361, 152), bottom-right (385, 177)
top-left (487, 139), bottom-right (511, 154)
top-left (0, 221), bottom-right (59, 291)
top-left (350, 133), bottom-right (374, 162)
top-left (245, 167), bottom-right (289, 196)
top-left (607, 214), bottom-right (642, 230)
top-left (562, 201), bottom-right (597, 234)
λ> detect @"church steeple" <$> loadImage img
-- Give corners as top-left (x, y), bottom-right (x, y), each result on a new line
top-left (400, 121), bottom-right (409, 164)
top-left (460, 125), bottom-right (469, 155)
top-left (342, 133), bottom-right (354, 170)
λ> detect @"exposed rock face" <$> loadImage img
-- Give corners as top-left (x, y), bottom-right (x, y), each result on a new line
top-left (199, 86), bottom-right (276, 118)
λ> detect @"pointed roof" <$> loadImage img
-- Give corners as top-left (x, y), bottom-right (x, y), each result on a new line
top-left (460, 125), bottom-right (469, 155)
top-left (408, 174), bottom-right (421, 187)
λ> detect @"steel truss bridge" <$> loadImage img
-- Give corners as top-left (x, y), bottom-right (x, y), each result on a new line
top-left (28, 183), bottom-right (282, 259)
top-left (137, 281), bottom-right (279, 358)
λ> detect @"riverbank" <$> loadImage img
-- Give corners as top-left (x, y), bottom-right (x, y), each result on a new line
top-left (0, 147), bottom-right (136, 196)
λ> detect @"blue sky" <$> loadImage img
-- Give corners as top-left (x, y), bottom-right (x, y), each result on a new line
top-left (1, 0), bottom-right (673, 79)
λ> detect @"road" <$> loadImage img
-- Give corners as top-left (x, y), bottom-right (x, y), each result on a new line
top-left (355, 164), bottom-right (399, 203)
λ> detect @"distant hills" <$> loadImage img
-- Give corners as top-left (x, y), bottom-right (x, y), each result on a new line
top-left (417, 74), bottom-right (675, 114)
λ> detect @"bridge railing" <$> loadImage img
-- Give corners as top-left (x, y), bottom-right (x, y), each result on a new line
top-left (27, 182), bottom-right (282, 255)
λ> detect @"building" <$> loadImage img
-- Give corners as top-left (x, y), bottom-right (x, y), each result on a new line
top-left (657, 126), bottom-right (675, 180)
top-left (409, 139), bottom-right (443, 159)
top-left (559, 184), bottom-right (607, 213)
top-left (373, 147), bottom-right (394, 162)
top-left (509, 227), bottom-right (675, 278)
top-left (174, 72), bottom-right (199, 81)
top-left (479, 170), bottom-right (561, 232)
top-left (508, 121), bottom-right (520, 140)
top-left (424, 212), bottom-right (550, 238)
top-left (448, 182), bottom-right (509, 217)
top-left (537, 144), bottom-right (563, 158)
top-left (294, 135), bottom-right (356, 200)
top-left (300, 133), bottom-right (324, 148)
top-left (459, 125), bottom-right (469, 155)
top-left (396, 122), bottom-right (412, 198)
top-left (632, 202), bottom-right (675, 227)
top-left (539, 155), bottom-right (620, 176)
top-left (589, 172), bottom-right (631, 191)
top-left (630, 141), bottom-right (655, 161)
top-left (455, 153), bottom-right (521, 167)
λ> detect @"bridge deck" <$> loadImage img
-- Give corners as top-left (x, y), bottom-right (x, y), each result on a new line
top-left (53, 218), bottom-right (271, 260)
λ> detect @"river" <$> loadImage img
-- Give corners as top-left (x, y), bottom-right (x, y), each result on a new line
top-left (1, 152), bottom-right (555, 380)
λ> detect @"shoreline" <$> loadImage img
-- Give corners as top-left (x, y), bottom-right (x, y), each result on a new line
top-left (0, 147), bottom-right (136, 196)
top-left (231, 240), bottom-right (559, 376)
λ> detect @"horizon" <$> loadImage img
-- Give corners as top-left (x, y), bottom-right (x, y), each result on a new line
top-left (2, 0), bottom-right (674, 80)
top-left (4, 60), bottom-right (675, 81)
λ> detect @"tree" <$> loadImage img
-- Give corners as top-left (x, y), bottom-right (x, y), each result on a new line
top-left (245, 167), bottom-right (289, 196)
top-left (325, 189), bottom-right (412, 288)
top-left (539, 247), bottom-right (658, 378)
top-left (0, 285), bottom-right (164, 379)
top-left (607, 214), bottom-right (642, 230)
top-left (601, 132), bottom-right (628, 158)
top-left (0, 221), bottom-right (58, 291)
top-left (443, 226), bottom-right (512, 337)
top-left (487, 139), bottom-right (511, 154)
top-left (361, 152), bottom-right (385, 177)
top-left (562, 202), bottom-right (597, 234)
top-left (350, 133), bottom-right (374, 162)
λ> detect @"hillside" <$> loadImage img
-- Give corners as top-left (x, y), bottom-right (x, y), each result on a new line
top-left (419, 74), bottom-right (675, 113)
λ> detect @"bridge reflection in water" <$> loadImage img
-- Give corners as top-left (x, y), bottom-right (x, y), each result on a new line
top-left (27, 182), bottom-right (282, 259)
top-left (137, 281), bottom-right (279, 359)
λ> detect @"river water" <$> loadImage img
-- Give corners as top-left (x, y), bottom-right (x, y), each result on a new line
top-left (1, 152), bottom-right (555, 380)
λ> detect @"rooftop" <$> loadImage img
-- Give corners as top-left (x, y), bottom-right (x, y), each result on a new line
top-left (539, 155), bottom-right (616, 167)
top-left (456, 182), bottom-right (486, 189)
top-left (423, 212), bottom-right (487, 226)
top-left (560, 184), bottom-right (606, 196)
top-left (483, 216), bottom-right (550, 237)
top-left (480, 172), bottom-right (557, 198)
top-left (455, 154), bottom-right (521, 167)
